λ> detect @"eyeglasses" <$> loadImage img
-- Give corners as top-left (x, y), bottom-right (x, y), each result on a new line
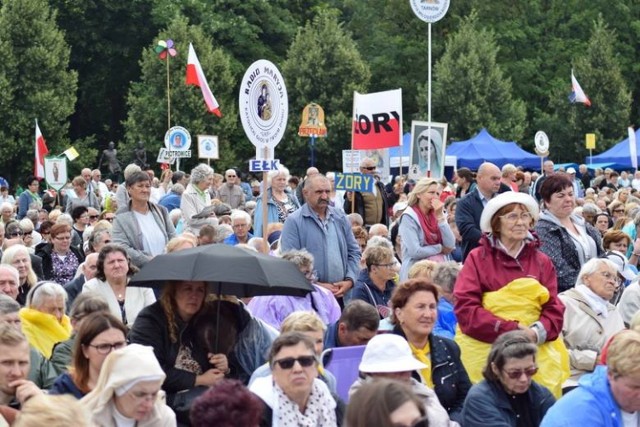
top-left (375, 263), bottom-right (395, 268)
top-left (105, 216), bottom-right (115, 222)
top-left (7, 231), bottom-right (23, 237)
top-left (89, 215), bottom-right (99, 220)
top-left (273, 355), bottom-right (316, 370)
top-left (233, 223), bottom-right (248, 228)
top-left (303, 270), bottom-right (318, 282)
top-left (613, 209), bottom-right (625, 213)
top-left (22, 230), bottom-right (32, 236)
top-left (503, 366), bottom-right (538, 379)
top-left (87, 341), bottom-right (127, 354)
top-left (54, 235), bottom-right (71, 241)
top-left (598, 271), bottom-right (620, 284)
top-left (361, 166), bottom-right (376, 171)
top-left (500, 212), bottom-right (532, 223)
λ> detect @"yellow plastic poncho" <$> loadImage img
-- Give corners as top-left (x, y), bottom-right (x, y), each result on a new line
top-left (19, 307), bottom-right (72, 358)
top-left (454, 277), bottom-right (569, 398)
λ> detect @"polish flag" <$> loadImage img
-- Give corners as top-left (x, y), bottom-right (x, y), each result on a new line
top-left (34, 121), bottom-right (49, 179)
top-left (568, 70), bottom-right (591, 107)
top-left (186, 43), bottom-right (222, 117)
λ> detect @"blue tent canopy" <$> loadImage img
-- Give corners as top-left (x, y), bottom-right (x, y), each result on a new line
top-left (588, 128), bottom-right (640, 170)
top-left (445, 128), bottom-right (540, 170)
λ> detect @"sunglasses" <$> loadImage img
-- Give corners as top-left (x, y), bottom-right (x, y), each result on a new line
top-left (361, 166), bottom-right (376, 171)
top-left (273, 355), bottom-right (316, 370)
top-left (8, 231), bottom-right (23, 237)
top-left (89, 215), bottom-right (99, 220)
top-left (105, 217), bottom-right (115, 222)
top-left (503, 366), bottom-right (538, 379)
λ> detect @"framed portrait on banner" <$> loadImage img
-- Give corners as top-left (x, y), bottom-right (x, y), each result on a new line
top-left (197, 135), bottom-right (219, 159)
top-left (409, 121), bottom-right (448, 179)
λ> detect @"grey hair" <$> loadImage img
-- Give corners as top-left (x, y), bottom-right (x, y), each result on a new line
top-left (366, 236), bottom-right (393, 251)
top-left (280, 249), bottom-right (314, 269)
top-left (633, 211), bottom-right (640, 228)
top-left (25, 209), bottom-right (39, 224)
top-left (0, 294), bottom-right (20, 315)
top-left (215, 224), bottom-right (233, 243)
top-left (247, 237), bottom-right (265, 252)
top-left (266, 165), bottom-right (290, 186)
top-left (576, 258), bottom-right (617, 286)
top-left (190, 164), bottom-right (214, 185)
top-left (123, 164), bottom-right (142, 180)
top-left (582, 202), bottom-right (600, 215)
top-left (18, 218), bottom-right (34, 232)
top-left (169, 208), bottom-right (182, 224)
top-left (56, 214), bottom-right (73, 226)
top-left (0, 202), bottom-right (13, 212)
top-left (432, 261), bottom-right (461, 293)
top-left (230, 209), bottom-right (252, 225)
top-left (170, 183), bottom-right (185, 195)
top-left (0, 264), bottom-right (19, 285)
top-left (27, 281), bottom-right (68, 309)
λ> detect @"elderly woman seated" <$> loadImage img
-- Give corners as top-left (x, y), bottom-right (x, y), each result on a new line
top-left (81, 344), bottom-right (176, 426)
top-left (351, 246), bottom-right (396, 319)
top-left (558, 258), bottom-right (626, 391)
top-left (248, 249), bottom-right (340, 330)
top-left (249, 332), bottom-right (342, 426)
top-left (349, 334), bottom-right (457, 427)
top-left (19, 281), bottom-right (71, 358)
top-left (461, 330), bottom-right (555, 426)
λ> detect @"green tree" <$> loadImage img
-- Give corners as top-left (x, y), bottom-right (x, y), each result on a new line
top-left (0, 0), bottom-right (78, 183)
top-left (281, 9), bottom-right (370, 174)
top-left (535, 16), bottom-right (631, 162)
top-left (124, 16), bottom-right (239, 172)
top-left (49, 0), bottom-right (158, 151)
top-left (428, 12), bottom-right (526, 142)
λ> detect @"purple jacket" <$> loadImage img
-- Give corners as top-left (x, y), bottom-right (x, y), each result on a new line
top-left (247, 284), bottom-right (341, 330)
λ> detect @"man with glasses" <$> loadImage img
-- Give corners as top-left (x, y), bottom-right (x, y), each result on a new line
top-left (218, 169), bottom-right (246, 209)
top-left (223, 210), bottom-right (253, 245)
top-left (344, 157), bottom-right (389, 228)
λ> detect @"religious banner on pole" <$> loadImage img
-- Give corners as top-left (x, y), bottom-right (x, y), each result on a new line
top-left (352, 89), bottom-right (402, 150)
top-left (44, 156), bottom-right (68, 191)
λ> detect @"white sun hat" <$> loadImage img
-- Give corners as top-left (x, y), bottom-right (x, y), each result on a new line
top-left (358, 334), bottom-right (427, 373)
top-left (479, 192), bottom-right (540, 233)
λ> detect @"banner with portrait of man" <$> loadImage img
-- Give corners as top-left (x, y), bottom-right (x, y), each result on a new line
top-left (409, 121), bottom-right (448, 179)
top-left (44, 156), bottom-right (68, 191)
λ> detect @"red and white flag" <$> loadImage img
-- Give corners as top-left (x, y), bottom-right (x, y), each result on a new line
top-left (34, 120), bottom-right (49, 179)
top-left (568, 70), bottom-right (591, 107)
top-left (186, 43), bottom-right (222, 117)
top-left (352, 89), bottom-right (402, 150)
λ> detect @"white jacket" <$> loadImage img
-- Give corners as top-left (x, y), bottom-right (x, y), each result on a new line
top-left (559, 288), bottom-right (625, 387)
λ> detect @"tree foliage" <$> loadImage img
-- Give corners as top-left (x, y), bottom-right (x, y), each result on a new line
top-left (430, 12), bottom-right (526, 142)
top-left (0, 0), bottom-right (79, 183)
top-left (281, 9), bottom-right (370, 173)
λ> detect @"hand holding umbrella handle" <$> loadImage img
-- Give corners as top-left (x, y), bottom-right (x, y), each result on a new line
top-left (208, 353), bottom-right (230, 374)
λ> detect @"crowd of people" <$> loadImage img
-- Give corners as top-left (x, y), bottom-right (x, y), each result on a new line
top-left (0, 159), bottom-right (639, 426)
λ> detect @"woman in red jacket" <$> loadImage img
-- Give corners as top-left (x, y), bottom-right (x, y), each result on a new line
top-left (454, 192), bottom-right (569, 398)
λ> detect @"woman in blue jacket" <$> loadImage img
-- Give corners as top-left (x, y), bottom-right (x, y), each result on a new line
top-left (462, 330), bottom-right (555, 426)
top-left (253, 165), bottom-right (300, 237)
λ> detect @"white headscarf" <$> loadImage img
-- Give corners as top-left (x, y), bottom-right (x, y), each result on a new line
top-left (81, 344), bottom-right (166, 415)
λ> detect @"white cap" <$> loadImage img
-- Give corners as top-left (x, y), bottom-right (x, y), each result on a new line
top-left (567, 167), bottom-right (577, 174)
top-left (603, 250), bottom-right (636, 281)
top-left (393, 202), bottom-right (408, 216)
top-left (359, 334), bottom-right (427, 373)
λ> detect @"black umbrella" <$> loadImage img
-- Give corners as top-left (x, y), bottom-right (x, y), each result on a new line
top-left (129, 244), bottom-right (313, 297)
top-left (130, 244), bottom-right (314, 353)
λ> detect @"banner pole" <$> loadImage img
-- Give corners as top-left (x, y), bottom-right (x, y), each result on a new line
top-left (427, 22), bottom-right (432, 178)
top-left (262, 146), bottom-right (269, 254)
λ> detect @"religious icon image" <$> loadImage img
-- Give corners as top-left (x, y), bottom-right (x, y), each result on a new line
top-left (257, 82), bottom-right (272, 120)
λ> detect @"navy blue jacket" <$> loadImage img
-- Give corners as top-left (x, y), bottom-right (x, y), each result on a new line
top-left (393, 326), bottom-right (471, 424)
top-left (462, 379), bottom-right (555, 426)
top-left (49, 372), bottom-right (86, 399)
top-left (158, 192), bottom-right (181, 212)
top-left (351, 268), bottom-right (394, 318)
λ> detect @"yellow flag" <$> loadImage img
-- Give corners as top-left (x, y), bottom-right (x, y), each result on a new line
top-left (63, 147), bottom-right (79, 161)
